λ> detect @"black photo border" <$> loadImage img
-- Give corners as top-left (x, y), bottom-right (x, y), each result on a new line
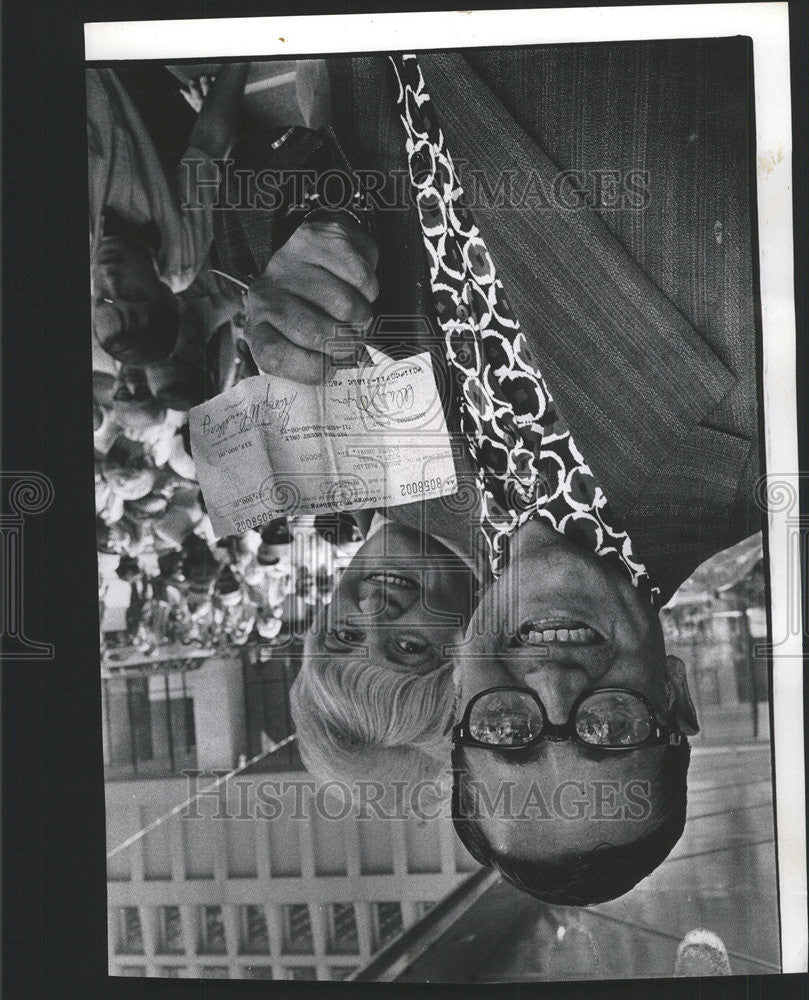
top-left (3, 1), bottom-right (808, 998)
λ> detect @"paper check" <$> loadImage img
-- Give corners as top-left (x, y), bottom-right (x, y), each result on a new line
top-left (189, 351), bottom-right (458, 538)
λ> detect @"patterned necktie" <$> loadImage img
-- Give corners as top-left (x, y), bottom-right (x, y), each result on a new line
top-left (389, 53), bottom-right (660, 606)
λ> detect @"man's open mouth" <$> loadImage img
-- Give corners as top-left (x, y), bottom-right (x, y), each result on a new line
top-left (517, 618), bottom-right (604, 646)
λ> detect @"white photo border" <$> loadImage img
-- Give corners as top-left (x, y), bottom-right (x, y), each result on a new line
top-left (85, 1), bottom-right (806, 973)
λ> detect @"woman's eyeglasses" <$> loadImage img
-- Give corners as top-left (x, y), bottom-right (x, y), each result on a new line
top-left (453, 686), bottom-right (682, 751)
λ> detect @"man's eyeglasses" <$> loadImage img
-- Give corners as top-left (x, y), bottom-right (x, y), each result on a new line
top-left (453, 686), bottom-right (682, 751)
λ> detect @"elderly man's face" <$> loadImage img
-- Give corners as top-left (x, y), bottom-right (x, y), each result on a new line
top-left (455, 520), bottom-right (696, 730)
top-left (451, 521), bottom-right (698, 898)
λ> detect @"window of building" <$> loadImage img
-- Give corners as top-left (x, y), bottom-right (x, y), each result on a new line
top-left (198, 905), bottom-right (227, 955)
top-left (103, 674), bottom-right (197, 778)
top-left (287, 966), bottom-right (317, 980)
top-left (326, 903), bottom-right (359, 955)
top-left (116, 906), bottom-right (144, 954)
top-left (281, 903), bottom-right (313, 954)
top-left (242, 645), bottom-right (304, 771)
top-left (415, 900), bottom-right (437, 920)
top-left (371, 902), bottom-right (403, 951)
top-left (118, 966), bottom-right (147, 976)
top-left (201, 966), bottom-right (230, 978)
top-left (329, 965), bottom-right (358, 980)
top-left (238, 904), bottom-right (270, 954)
top-left (156, 906), bottom-right (184, 954)
top-left (243, 965), bottom-right (274, 979)
top-left (104, 677), bottom-right (152, 768)
top-left (158, 967), bottom-right (187, 978)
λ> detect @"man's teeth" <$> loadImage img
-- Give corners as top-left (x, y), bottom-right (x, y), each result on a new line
top-left (524, 626), bottom-right (599, 645)
top-left (367, 573), bottom-right (416, 589)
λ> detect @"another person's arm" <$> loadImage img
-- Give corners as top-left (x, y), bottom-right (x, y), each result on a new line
top-left (176, 64), bottom-right (251, 284)
top-left (183, 62), bottom-right (251, 163)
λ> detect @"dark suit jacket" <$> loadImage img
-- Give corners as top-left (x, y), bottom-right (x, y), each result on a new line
top-left (326, 39), bottom-right (760, 604)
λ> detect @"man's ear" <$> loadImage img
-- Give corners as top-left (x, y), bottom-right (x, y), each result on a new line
top-left (665, 655), bottom-right (700, 735)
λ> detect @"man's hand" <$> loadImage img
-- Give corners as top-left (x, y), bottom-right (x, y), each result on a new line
top-left (244, 214), bottom-right (379, 384)
top-left (179, 74), bottom-right (214, 114)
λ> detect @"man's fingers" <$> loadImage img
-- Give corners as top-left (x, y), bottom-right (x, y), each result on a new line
top-left (302, 215), bottom-right (379, 266)
top-left (179, 78), bottom-right (207, 112)
top-left (244, 213), bottom-right (380, 384)
top-left (294, 218), bottom-right (380, 301)
top-left (243, 321), bottom-right (327, 385)
top-left (179, 88), bottom-right (198, 112)
top-left (273, 263), bottom-right (374, 328)
top-left (247, 284), bottom-right (368, 360)
top-left (271, 291), bottom-right (368, 360)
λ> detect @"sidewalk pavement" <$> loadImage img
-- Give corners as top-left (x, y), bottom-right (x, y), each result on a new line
top-left (471, 742), bottom-right (779, 981)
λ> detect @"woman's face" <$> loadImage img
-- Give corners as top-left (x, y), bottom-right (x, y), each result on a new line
top-left (306, 523), bottom-right (475, 674)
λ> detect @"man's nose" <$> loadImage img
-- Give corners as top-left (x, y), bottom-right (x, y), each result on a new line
top-left (524, 666), bottom-right (591, 725)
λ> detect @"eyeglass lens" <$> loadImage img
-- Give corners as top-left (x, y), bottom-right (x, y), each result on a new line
top-left (468, 690), bottom-right (544, 746)
top-left (574, 690), bottom-right (654, 746)
top-left (468, 689), bottom-right (654, 748)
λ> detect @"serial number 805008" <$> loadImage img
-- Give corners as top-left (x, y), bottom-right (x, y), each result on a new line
top-left (400, 477), bottom-right (445, 496)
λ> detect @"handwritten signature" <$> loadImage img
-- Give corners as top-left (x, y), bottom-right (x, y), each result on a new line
top-left (202, 386), bottom-right (299, 440)
top-left (330, 381), bottom-right (415, 415)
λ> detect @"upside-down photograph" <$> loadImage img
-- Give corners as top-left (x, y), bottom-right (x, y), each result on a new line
top-left (85, 3), bottom-right (805, 985)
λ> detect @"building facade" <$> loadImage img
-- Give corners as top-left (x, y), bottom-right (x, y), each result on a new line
top-left (103, 645), bottom-right (477, 980)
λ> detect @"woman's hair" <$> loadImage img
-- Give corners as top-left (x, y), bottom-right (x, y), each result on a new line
top-left (290, 656), bottom-right (458, 796)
